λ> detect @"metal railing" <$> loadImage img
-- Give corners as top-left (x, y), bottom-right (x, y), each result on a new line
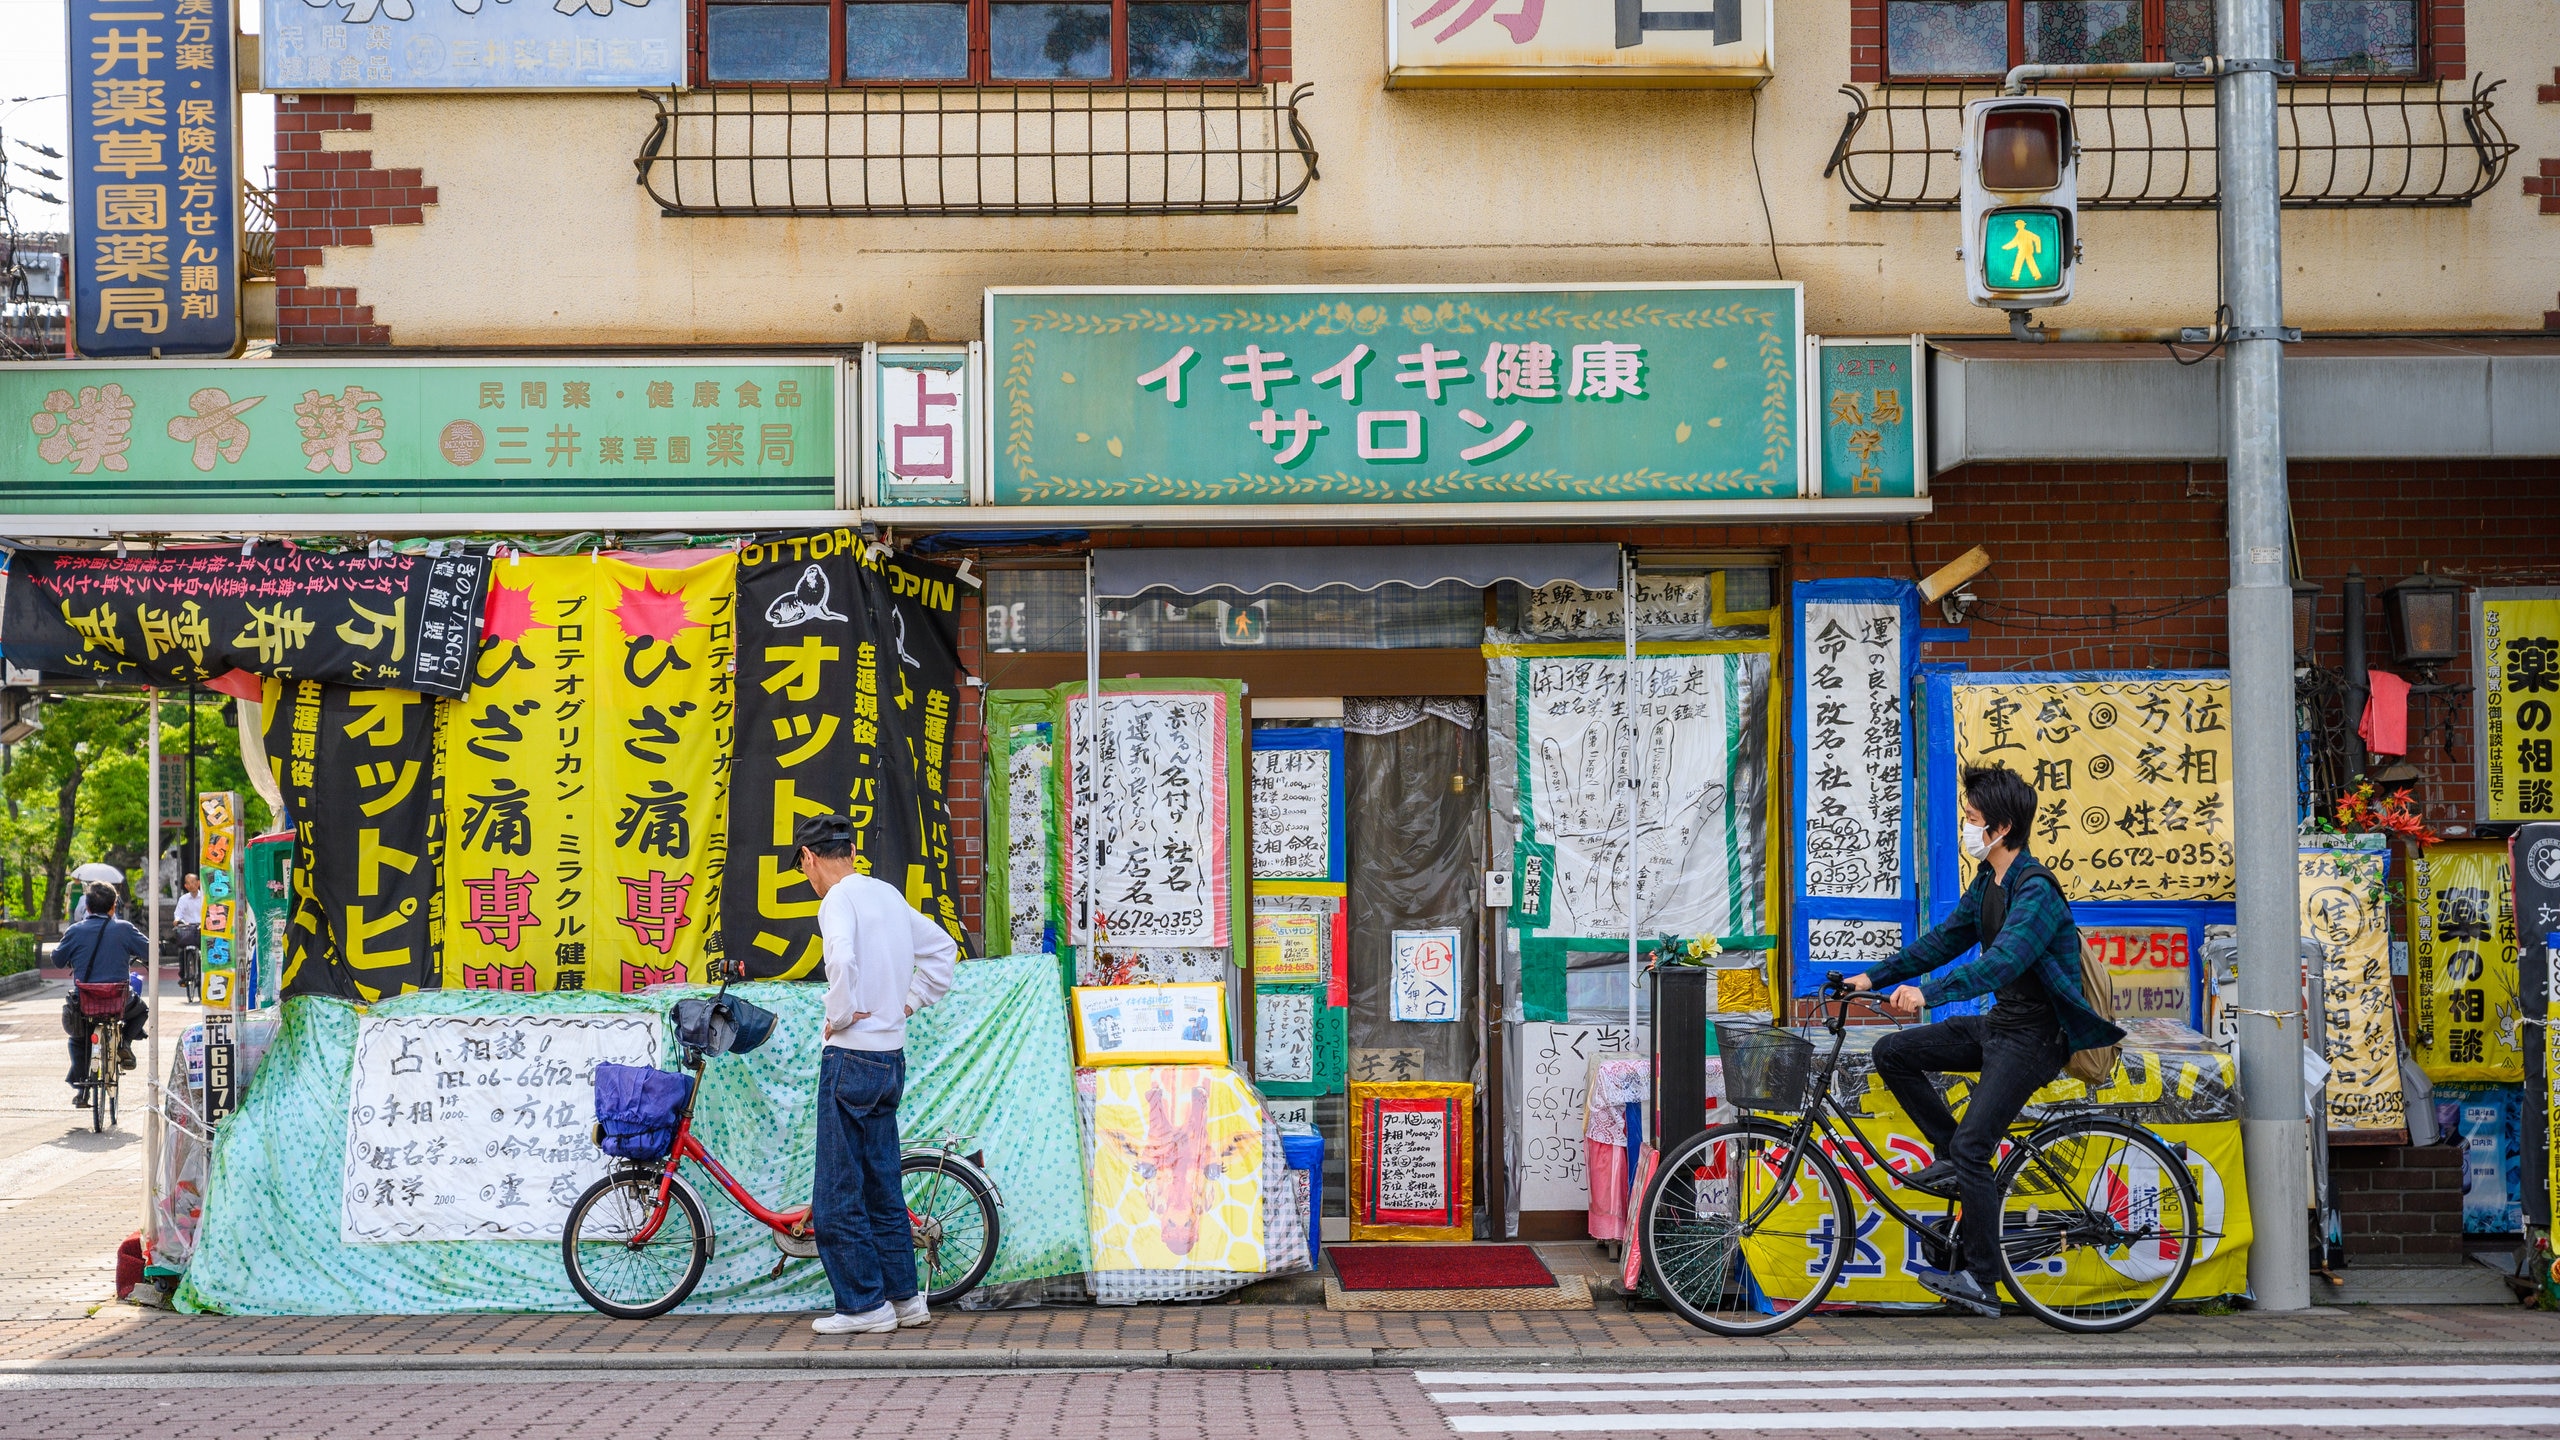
top-left (634, 84), bottom-right (1318, 218)
top-left (1826, 74), bottom-right (2512, 209)
top-left (242, 182), bottom-right (276, 279)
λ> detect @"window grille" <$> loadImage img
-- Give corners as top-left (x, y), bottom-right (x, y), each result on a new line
top-left (634, 83), bottom-right (1317, 217)
top-left (1824, 74), bottom-right (2512, 209)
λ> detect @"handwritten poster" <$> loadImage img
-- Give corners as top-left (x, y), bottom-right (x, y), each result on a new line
top-left (2082, 927), bottom-right (2194, 1023)
top-left (1255, 990), bottom-right (1317, 1083)
top-left (1801, 601), bottom-right (1905, 900)
top-left (1803, 919), bottom-right (1907, 987)
top-left (1516, 1021), bottom-right (1634, 1211)
top-left (1515, 650), bottom-right (1772, 942)
top-left (1251, 912), bottom-right (1324, 984)
top-left (1250, 739), bottom-right (1336, 881)
top-left (1377, 1109), bottom-right (1448, 1213)
top-left (1524, 576), bottom-right (1712, 639)
top-left (1062, 688), bottom-right (1233, 946)
top-left (2410, 842), bottom-right (2523, 1082)
top-left (340, 1013), bottom-right (661, 1243)
top-left (2300, 847), bottom-right (2407, 1136)
top-left (1390, 927), bottom-right (1463, 1022)
top-left (2476, 591), bottom-right (2560, 823)
top-left (1005, 721), bottom-right (1054, 952)
top-left (1952, 676), bottom-right (2233, 902)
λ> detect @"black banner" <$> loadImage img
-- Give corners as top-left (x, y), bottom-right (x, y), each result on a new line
top-left (2515, 822), bottom-right (2560, 1227)
top-left (3, 543), bottom-right (487, 697)
top-left (723, 531), bottom-right (969, 979)
top-left (265, 679), bottom-right (445, 1000)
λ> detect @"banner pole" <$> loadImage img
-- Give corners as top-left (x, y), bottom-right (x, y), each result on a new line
top-left (1623, 548), bottom-right (1639, 1038)
top-left (144, 687), bottom-right (163, 1250)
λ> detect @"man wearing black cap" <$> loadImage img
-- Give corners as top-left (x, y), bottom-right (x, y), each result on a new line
top-left (794, 814), bottom-right (959, 1336)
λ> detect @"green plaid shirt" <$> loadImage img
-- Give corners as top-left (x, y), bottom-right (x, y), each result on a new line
top-left (1868, 853), bottom-right (2125, 1053)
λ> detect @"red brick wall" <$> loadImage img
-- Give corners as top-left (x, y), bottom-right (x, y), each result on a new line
top-left (272, 96), bottom-right (433, 348)
top-left (1261, 0), bottom-right (1291, 82)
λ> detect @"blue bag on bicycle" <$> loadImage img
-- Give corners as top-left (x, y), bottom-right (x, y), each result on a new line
top-left (593, 1063), bottom-right (693, 1160)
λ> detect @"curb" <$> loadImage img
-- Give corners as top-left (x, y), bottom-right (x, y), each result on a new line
top-left (0, 969), bottom-right (46, 1001)
top-left (6, 1338), bottom-right (2556, 1378)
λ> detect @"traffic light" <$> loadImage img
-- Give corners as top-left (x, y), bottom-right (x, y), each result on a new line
top-left (1961, 97), bottom-right (2077, 310)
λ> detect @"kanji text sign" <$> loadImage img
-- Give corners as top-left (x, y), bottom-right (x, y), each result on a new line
top-left (3, 361), bottom-right (836, 517)
top-left (986, 285), bottom-right (1801, 509)
top-left (2477, 590), bottom-right (2560, 823)
top-left (71, 0), bottom-right (240, 357)
top-left (260, 0), bottom-right (682, 89)
top-left (1386, 0), bottom-right (1771, 86)
top-left (1814, 340), bottom-right (1921, 498)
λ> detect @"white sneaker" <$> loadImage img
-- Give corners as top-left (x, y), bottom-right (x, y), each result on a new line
top-left (893, 1294), bottom-right (932, 1329)
top-left (811, 1304), bottom-right (898, 1335)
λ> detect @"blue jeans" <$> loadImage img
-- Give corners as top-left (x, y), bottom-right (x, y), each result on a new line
top-left (812, 1046), bottom-right (918, 1315)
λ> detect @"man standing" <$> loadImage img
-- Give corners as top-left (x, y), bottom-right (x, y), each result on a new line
top-left (795, 813), bottom-right (959, 1336)
top-left (58, 884), bottom-right (151, 1104)
top-left (1846, 765), bottom-right (2121, 1318)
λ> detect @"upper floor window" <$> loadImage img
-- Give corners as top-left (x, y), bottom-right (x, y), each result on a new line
top-left (1883, 0), bottom-right (2423, 81)
top-left (699, 0), bottom-right (1259, 84)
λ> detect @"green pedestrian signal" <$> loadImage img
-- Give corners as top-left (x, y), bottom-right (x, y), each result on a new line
top-left (1980, 208), bottom-right (2066, 294)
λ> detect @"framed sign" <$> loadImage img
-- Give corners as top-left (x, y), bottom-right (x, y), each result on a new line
top-left (864, 343), bottom-right (978, 507)
top-left (1349, 1080), bottom-right (1474, 1240)
top-left (72, 0), bottom-right (241, 357)
top-left (1389, 927), bottom-right (1463, 1022)
top-left (1386, 0), bottom-right (1772, 87)
top-left (1071, 983), bottom-right (1230, 1066)
top-left (1808, 337), bottom-right (1927, 498)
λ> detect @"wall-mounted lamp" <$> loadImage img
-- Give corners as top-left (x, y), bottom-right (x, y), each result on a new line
top-left (2382, 565), bottom-right (2464, 679)
top-left (2291, 575), bottom-right (2322, 667)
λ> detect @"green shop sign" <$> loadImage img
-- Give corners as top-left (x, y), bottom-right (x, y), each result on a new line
top-left (1811, 337), bottom-right (1926, 499)
top-left (983, 284), bottom-right (1803, 509)
top-left (4, 359), bottom-right (839, 521)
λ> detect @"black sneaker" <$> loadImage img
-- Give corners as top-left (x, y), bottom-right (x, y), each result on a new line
top-left (1912, 1266), bottom-right (2004, 1318)
top-left (116, 1042), bottom-right (138, 1072)
top-left (1898, 1159), bottom-right (1960, 1197)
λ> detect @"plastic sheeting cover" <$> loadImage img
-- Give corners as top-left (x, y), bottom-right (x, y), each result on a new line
top-left (176, 957), bottom-right (1088, 1314)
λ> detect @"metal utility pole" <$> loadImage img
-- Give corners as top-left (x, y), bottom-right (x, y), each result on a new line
top-left (2218, 0), bottom-right (2310, 1311)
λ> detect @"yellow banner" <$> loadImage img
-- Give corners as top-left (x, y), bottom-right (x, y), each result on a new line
top-left (2480, 596), bottom-right (2560, 823)
top-left (441, 553), bottom-right (736, 992)
top-left (2301, 847), bottom-right (2409, 1132)
top-left (1753, 1056), bottom-right (2252, 1307)
top-left (1951, 678), bottom-right (2232, 901)
top-left (2410, 841), bottom-right (2522, 1083)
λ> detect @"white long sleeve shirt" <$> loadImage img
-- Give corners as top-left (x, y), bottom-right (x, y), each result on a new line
top-left (819, 872), bottom-right (960, 1052)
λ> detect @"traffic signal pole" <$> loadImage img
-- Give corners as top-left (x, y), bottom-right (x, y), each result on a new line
top-left (2217, 0), bottom-right (2313, 1314)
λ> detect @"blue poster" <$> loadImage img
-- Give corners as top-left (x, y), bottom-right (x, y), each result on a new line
top-left (261, 0), bottom-right (684, 90)
top-left (2440, 1083), bottom-right (2525, 1234)
top-left (71, 0), bottom-right (241, 358)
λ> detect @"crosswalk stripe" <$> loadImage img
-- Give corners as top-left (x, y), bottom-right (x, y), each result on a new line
top-left (1428, 1382), bottom-right (2560, 1405)
top-left (1443, 1405), bottom-right (2560, 1435)
top-left (1416, 1364), bottom-right (2560, 1387)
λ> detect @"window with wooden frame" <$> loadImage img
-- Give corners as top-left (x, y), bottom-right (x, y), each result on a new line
top-left (694, 0), bottom-right (1266, 85)
top-left (1874, 0), bottom-right (2439, 81)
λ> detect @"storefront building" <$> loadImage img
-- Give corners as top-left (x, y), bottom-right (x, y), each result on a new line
top-left (9, 0), bottom-right (2560, 1273)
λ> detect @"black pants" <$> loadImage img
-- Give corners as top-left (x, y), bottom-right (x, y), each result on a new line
top-left (63, 994), bottom-right (149, 1085)
top-left (1871, 1013), bottom-right (2068, 1286)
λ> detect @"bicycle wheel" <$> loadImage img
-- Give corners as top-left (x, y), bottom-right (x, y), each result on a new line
top-left (1640, 1119), bottom-right (1853, 1336)
top-left (1995, 1116), bottom-right (2202, 1334)
top-left (902, 1153), bottom-right (999, 1305)
top-left (561, 1168), bottom-right (711, 1320)
top-left (90, 1024), bottom-right (112, 1134)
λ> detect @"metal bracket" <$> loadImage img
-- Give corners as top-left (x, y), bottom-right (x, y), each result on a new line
top-left (2224, 325), bottom-right (2304, 343)
top-left (2210, 56), bottom-right (2299, 77)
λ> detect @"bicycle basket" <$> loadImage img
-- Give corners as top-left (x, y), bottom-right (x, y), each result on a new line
top-left (1713, 1021), bottom-right (1816, 1112)
top-left (671, 994), bottom-right (779, 1058)
top-left (593, 1063), bottom-right (693, 1160)
top-left (75, 981), bottom-right (130, 1019)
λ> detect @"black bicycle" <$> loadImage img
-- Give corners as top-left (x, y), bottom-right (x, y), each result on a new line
top-left (1639, 974), bottom-right (2206, 1336)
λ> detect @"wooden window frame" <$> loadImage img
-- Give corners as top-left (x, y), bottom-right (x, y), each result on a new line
top-left (1859, 0), bottom-right (2456, 85)
top-left (688, 0), bottom-right (1273, 88)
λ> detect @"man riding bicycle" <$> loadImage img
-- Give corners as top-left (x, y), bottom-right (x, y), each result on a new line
top-left (57, 883), bottom-right (152, 1106)
top-left (1845, 765), bottom-right (2123, 1318)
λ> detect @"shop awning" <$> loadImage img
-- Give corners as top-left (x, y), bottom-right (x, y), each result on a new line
top-left (1092, 544), bottom-right (1620, 600)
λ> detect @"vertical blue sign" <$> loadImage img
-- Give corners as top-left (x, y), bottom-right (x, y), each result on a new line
top-left (70, 0), bottom-right (240, 358)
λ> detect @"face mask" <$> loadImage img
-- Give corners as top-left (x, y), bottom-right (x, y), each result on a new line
top-left (1960, 821), bottom-right (1991, 862)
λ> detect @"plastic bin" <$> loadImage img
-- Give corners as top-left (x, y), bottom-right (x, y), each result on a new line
top-left (1280, 1127), bottom-right (1324, 1271)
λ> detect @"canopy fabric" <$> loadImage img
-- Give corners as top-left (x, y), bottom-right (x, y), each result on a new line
top-left (1092, 544), bottom-right (1620, 600)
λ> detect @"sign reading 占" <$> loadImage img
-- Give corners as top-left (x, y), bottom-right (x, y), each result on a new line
top-left (986, 285), bottom-right (1803, 512)
top-left (71, 0), bottom-right (240, 357)
top-left (1385, 0), bottom-right (1772, 87)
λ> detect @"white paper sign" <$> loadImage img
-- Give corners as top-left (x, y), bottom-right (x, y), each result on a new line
top-left (1006, 722), bottom-right (1052, 950)
top-left (1525, 577), bottom-right (1712, 639)
top-left (1390, 928), bottom-right (1463, 1022)
top-left (1064, 690), bottom-right (1230, 946)
top-left (1516, 1021), bottom-right (1635, 1211)
top-left (1256, 991), bottom-right (1317, 1082)
top-left (1801, 601), bottom-right (1905, 900)
top-left (1251, 746), bottom-right (1333, 880)
top-left (1804, 918), bottom-right (1908, 978)
top-left (341, 1013), bottom-right (661, 1244)
top-left (1073, 984), bottom-right (1227, 1061)
top-left (1376, 1108), bottom-right (1448, 1213)
top-left (1266, 1097), bottom-right (1317, 1128)
top-left (1522, 652), bottom-right (1770, 940)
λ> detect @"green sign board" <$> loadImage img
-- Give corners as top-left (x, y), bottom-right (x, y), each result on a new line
top-left (1813, 338), bottom-right (1923, 499)
top-left (4, 359), bottom-right (838, 517)
top-left (1979, 209), bottom-right (2065, 294)
top-left (983, 284), bottom-right (1801, 508)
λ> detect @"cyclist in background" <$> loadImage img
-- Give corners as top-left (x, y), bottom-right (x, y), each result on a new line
top-left (58, 884), bottom-right (151, 1104)
top-left (1844, 765), bottom-right (2123, 1318)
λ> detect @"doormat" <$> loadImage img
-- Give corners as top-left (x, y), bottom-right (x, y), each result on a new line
top-left (1328, 1243), bottom-right (1555, 1291)
top-left (1323, 1274), bottom-right (1592, 1313)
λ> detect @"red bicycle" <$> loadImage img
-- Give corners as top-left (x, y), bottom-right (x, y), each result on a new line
top-left (560, 984), bottom-right (1001, 1320)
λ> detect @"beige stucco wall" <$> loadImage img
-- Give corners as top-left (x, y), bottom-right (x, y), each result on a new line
top-left (313, 0), bottom-right (2560, 345)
